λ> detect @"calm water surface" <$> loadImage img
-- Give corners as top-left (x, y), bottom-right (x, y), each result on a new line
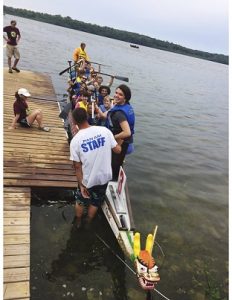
top-left (4, 15), bottom-right (228, 300)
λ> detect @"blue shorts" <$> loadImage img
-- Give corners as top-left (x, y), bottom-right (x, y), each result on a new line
top-left (75, 184), bottom-right (108, 208)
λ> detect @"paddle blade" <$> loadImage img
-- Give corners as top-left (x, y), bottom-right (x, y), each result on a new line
top-left (59, 103), bottom-right (72, 119)
top-left (114, 76), bottom-right (129, 82)
top-left (59, 63), bottom-right (76, 76)
top-left (59, 67), bottom-right (70, 76)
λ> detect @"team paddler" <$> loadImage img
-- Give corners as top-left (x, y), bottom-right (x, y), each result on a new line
top-left (72, 42), bottom-right (90, 70)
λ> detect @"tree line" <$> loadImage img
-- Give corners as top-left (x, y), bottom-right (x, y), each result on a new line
top-left (4, 5), bottom-right (228, 65)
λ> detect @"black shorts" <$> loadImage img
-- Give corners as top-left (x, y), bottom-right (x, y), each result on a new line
top-left (19, 118), bottom-right (30, 128)
top-left (75, 184), bottom-right (108, 208)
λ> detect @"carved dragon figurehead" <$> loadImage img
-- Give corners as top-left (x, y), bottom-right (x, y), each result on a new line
top-left (133, 228), bottom-right (160, 290)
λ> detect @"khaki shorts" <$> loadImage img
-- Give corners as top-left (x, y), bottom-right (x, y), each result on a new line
top-left (6, 44), bottom-right (20, 59)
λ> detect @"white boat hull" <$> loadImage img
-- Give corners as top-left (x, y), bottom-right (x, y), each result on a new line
top-left (101, 180), bottom-right (135, 259)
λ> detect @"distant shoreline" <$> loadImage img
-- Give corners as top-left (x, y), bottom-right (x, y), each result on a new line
top-left (3, 5), bottom-right (228, 65)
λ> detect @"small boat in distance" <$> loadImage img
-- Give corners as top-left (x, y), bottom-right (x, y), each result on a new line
top-left (130, 44), bottom-right (139, 49)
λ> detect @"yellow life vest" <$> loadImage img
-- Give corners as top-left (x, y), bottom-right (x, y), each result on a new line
top-left (73, 47), bottom-right (90, 62)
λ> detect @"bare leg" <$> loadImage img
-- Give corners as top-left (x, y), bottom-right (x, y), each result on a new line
top-left (86, 205), bottom-right (98, 223)
top-left (26, 109), bottom-right (43, 128)
top-left (12, 58), bottom-right (19, 68)
top-left (75, 203), bottom-right (84, 227)
top-left (7, 57), bottom-right (12, 69)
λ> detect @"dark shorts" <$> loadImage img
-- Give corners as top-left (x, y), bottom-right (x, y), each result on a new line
top-left (75, 184), bottom-right (108, 208)
top-left (19, 118), bottom-right (30, 128)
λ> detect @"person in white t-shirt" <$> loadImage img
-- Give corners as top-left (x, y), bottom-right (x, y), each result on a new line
top-left (70, 107), bottom-right (121, 228)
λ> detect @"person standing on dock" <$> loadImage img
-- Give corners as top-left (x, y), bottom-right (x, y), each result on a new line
top-left (3, 20), bottom-right (21, 73)
top-left (70, 107), bottom-right (121, 228)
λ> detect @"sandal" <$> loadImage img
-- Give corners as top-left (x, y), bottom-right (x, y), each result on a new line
top-left (38, 126), bottom-right (50, 132)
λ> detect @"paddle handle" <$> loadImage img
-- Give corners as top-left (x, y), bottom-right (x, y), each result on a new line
top-left (98, 72), bottom-right (129, 82)
top-left (59, 63), bottom-right (76, 76)
top-left (59, 65), bottom-right (129, 82)
top-left (151, 226), bottom-right (158, 253)
top-left (91, 97), bottom-right (95, 119)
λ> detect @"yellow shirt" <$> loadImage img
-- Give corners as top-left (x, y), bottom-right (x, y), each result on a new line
top-left (73, 47), bottom-right (90, 62)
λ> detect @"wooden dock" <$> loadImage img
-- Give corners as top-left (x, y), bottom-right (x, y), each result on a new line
top-left (3, 68), bottom-right (77, 299)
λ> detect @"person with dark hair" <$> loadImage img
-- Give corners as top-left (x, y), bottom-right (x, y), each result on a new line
top-left (9, 88), bottom-right (50, 132)
top-left (107, 84), bottom-right (135, 180)
top-left (70, 108), bottom-right (121, 228)
top-left (74, 91), bottom-right (90, 111)
top-left (97, 85), bottom-right (111, 105)
top-left (3, 20), bottom-right (21, 73)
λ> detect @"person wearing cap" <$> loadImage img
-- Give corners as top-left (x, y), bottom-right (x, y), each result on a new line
top-left (3, 20), bottom-right (21, 73)
top-left (106, 84), bottom-right (135, 180)
top-left (9, 88), bottom-right (50, 132)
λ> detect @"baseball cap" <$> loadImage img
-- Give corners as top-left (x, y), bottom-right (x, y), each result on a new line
top-left (18, 88), bottom-right (31, 97)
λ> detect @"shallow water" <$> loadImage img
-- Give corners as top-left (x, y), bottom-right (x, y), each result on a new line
top-left (4, 14), bottom-right (228, 299)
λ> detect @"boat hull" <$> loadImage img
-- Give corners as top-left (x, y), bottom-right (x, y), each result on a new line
top-left (102, 180), bottom-right (135, 259)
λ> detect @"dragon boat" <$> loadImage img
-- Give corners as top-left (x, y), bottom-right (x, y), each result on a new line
top-left (58, 62), bottom-right (161, 292)
top-left (102, 166), bottom-right (160, 291)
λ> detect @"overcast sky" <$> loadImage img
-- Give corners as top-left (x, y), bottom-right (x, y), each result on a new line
top-left (3, 0), bottom-right (229, 55)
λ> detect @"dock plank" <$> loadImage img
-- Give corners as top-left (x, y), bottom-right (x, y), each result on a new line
top-left (4, 234), bottom-right (30, 245)
top-left (4, 244), bottom-right (30, 256)
top-left (4, 255), bottom-right (30, 268)
top-left (4, 225), bottom-right (29, 234)
top-left (3, 282), bottom-right (30, 299)
top-left (4, 211), bottom-right (30, 219)
top-left (4, 267), bottom-right (30, 283)
top-left (3, 187), bottom-right (30, 300)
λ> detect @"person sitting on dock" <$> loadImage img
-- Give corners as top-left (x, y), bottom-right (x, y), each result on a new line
top-left (9, 88), bottom-right (50, 132)
top-left (70, 108), bottom-right (121, 228)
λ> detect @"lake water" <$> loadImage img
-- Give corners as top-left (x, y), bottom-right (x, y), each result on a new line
top-left (4, 14), bottom-right (228, 300)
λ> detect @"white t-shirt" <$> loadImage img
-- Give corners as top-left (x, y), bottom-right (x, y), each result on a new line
top-left (70, 126), bottom-right (117, 188)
